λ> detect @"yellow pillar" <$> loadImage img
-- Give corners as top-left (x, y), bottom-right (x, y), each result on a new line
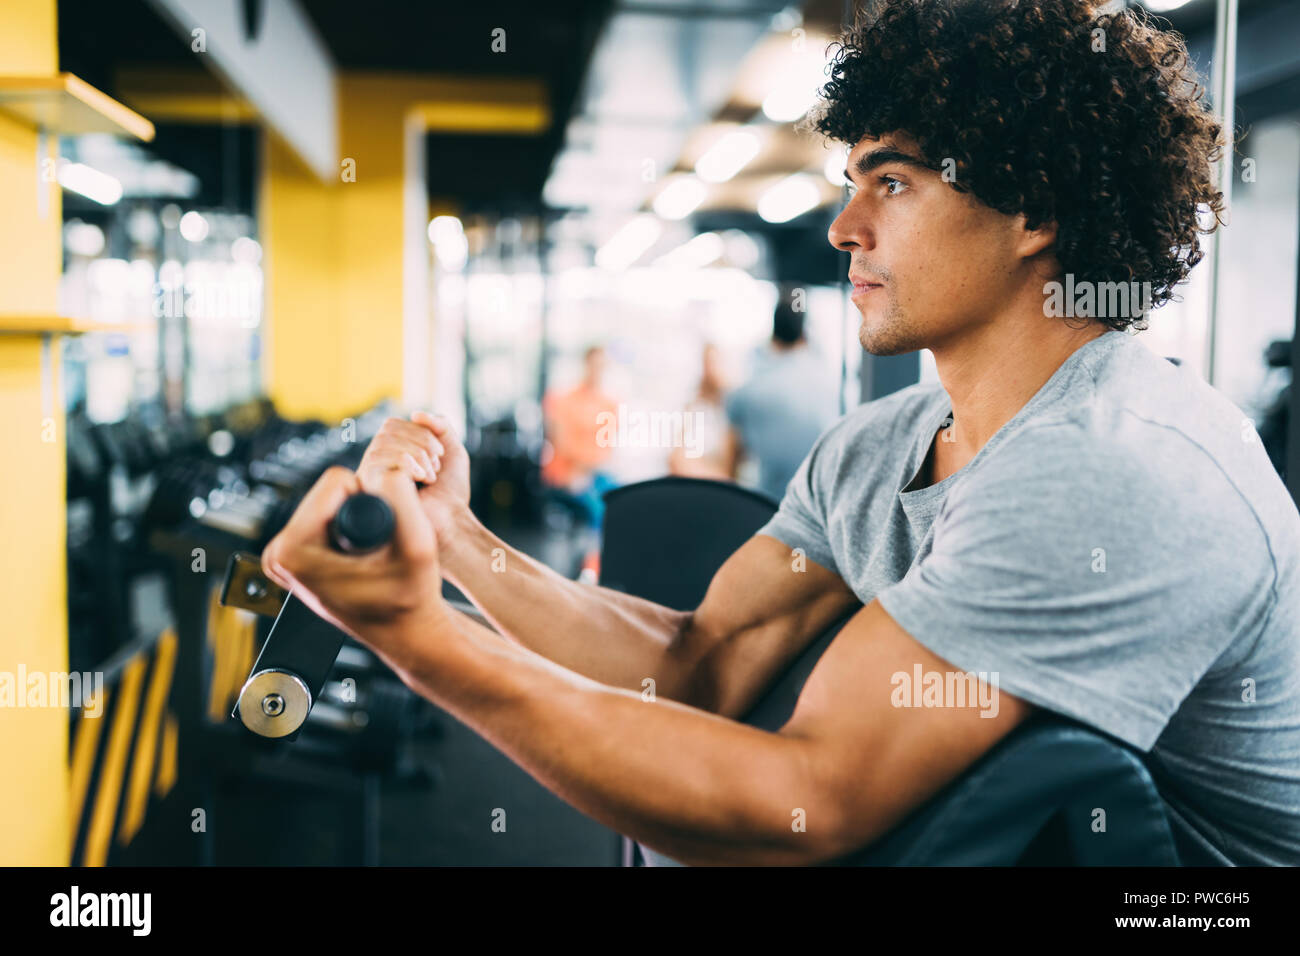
top-left (262, 73), bottom-right (547, 422)
top-left (262, 74), bottom-right (412, 422)
top-left (262, 134), bottom-right (347, 419)
top-left (0, 0), bottom-right (70, 865)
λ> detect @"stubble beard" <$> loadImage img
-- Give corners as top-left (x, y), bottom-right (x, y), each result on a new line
top-left (856, 290), bottom-right (920, 356)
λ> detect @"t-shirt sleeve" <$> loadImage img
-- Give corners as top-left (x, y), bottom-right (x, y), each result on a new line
top-left (753, 421), bottom-right (841, 577)
top-left (875, 418), bottom-right (1276, 752)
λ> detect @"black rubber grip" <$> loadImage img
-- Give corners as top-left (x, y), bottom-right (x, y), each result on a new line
top-left (328, 493), bottom-right (395, 554)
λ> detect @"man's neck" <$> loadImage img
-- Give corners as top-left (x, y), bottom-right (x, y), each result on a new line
top-left (934, 317), bottom-right (1110, 460)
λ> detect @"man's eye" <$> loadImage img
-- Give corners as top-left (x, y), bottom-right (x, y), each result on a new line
top-left (880, 175), bottom-right (907, 195)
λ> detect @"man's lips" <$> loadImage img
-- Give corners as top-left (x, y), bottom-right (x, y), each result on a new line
top-left (850, 276), bottom-right (884, 295)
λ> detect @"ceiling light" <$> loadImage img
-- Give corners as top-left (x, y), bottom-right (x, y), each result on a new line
top-left (722, 230), bottom-right (761, 270)
top-left (231, 237), bottom-right (262, 265)
top-left (58, 162), bottom-right (122, 205)
top-left (823, 144), bottom-right (850, 186)
top-left (655, 232), bottom-right (724, 270)
top-left (595, 215), bottom-right (662, 271)
top-left (428, 215), bottom-right (468, 270)
top-left (178, 211), bottom-right (209, 242)
top-left (762, 86), bottom-right (817, 123)
top-left (757, 174), bottom-right (821, 223)
top-left (64, 220), bottom-right (105, 257)
top-left (762, 46), bottom-right (835, 123)
top-left (695, 129), bottom-right (761, 183)
top-left (652, 177), bottom-right (707, 220)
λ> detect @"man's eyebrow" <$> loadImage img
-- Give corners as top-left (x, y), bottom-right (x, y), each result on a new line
top-left (846, 148), bottom-right (934, 181)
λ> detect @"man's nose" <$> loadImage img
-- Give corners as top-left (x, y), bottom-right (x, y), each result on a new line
top-left (828, 203), bottom-right (870, 253)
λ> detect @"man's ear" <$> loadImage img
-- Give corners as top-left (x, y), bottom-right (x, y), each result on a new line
top-left (1015, 214), bottom-right (1058, 260)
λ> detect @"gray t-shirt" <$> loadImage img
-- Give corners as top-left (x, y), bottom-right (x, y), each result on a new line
top-left (758, 328), bottom-right (1300, 865)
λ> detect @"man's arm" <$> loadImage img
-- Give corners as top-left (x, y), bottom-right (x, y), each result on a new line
top-left (441, 512), bottom-right (858, 717)
top-left (358, 411), bottom-right (857, 715)
top-left (390, 596), bottom-right (1033, 866)
top-left (261, 466), bottom-right (1033, 865)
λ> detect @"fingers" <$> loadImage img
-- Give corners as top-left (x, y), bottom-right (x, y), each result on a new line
top-left (374, 466), bottom-right (436, 563)
top-left (403, 452), bottom-right (430, 483)
top-left (263, 466), bottom-right (360, 586)
top-left (293, 466), bottom-right (363, 535)
top-left (389, 418), bottom-right (445, 458)
top-left (411, 411), bottom-right (461, 457)
top-left (358, 454), bottom-right (425, 497)
top-left (377, 418), bottom-right (445, 455)
top-left (382, 420), bottom-right (443, 466)
top-left (358, 421), bottom-right (442, 490)
top-left (411, 409), bottom-right (454, 439)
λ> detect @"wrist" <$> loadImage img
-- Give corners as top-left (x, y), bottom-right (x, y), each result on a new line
top-left (379, 596), bottom-right (460, 677)
top-left (438, 503), bottom-right (491, 586)
top-left (389, 604), bottom-right (486, 706)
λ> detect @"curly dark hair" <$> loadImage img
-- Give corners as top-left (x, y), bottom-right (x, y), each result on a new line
top-left (809, 0), bottom-right (1227, 330)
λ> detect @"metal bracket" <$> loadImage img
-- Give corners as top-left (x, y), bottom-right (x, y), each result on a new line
top-left (221, 550), bottom-right (496, 631)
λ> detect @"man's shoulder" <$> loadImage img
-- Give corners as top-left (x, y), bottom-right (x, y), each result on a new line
top-left (977, 336), bottom-right (1255, 481)
top-left (964, 368), bottom-right (1296, 573)
top-left (980, 399), bottom-right (1243, 507)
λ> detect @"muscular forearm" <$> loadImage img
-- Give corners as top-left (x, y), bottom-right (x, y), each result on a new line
top-left (438, 505), bottom-right (705, 702)
top-left (393, 609), bottom-right (838, 866)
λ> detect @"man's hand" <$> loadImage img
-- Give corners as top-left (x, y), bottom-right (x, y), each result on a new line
top-left (260, 465), bottom-right (453, 676)
top-left (357, 411), bottom-right (471, 538)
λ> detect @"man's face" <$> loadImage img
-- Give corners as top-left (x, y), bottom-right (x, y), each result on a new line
top-left (828, 132), bottom-right (1031, 356)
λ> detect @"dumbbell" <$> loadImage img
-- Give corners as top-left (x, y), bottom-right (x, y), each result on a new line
top-left (229, 492), bottom-right (395, 739)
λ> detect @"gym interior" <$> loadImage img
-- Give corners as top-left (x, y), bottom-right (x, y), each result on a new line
top-left (2, 0), bottom-right (1299, 880)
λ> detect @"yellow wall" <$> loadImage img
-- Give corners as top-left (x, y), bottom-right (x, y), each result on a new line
top-left (263, 74), bottom-right (414, 422)
top-left (0, 0), bottom-right (70, 865)
top-left (262, 134), bottom-right (347, 419)
top-left (0, 0), bottom-right (56, 75)
top-left (262, 73), bottom-right (546, 422)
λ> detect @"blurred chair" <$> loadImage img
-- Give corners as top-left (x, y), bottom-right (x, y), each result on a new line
top-left (599, 476), bottom-right (778, 609)
top-left (598, 476), bottom-right (1188, 866)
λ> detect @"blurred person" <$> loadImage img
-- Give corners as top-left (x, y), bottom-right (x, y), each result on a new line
top-left (264, 0), bottom-right (1300, 866)
top-left (668, 342), bottom-right (738, 481)
top-left (725, 290), bottom-right (840, 501)
top-left (540, 344), bottom-right (619, 531)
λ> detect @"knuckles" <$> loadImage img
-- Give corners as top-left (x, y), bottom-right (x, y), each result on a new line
top-left (370, 419), bottom-right (444, 460)
top-left (322, 465), bottom-right (355, 483)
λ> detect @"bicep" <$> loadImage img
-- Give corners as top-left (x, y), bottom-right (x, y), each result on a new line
top-left (782, 600), bottom-right (1033, 859)
top-left (684, 533), bottom-right (858, 718)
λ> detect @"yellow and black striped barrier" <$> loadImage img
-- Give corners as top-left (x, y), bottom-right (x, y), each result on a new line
top-left (67, 581), bottom-right (258, 867)
top-left (68, 629), bottom-right (178, 866)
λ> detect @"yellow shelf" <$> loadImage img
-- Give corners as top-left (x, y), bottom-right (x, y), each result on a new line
top-left (0, 73), bottom-right (154, 141)
top-left (0, 314), bottom-right (155, 336)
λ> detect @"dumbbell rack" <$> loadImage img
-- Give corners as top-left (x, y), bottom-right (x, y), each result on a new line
top-left (72, 402), bottom-right (441, 865)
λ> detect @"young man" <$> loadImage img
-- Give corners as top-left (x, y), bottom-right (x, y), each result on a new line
top-left (261, 0), bottom-right (1300, 865)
